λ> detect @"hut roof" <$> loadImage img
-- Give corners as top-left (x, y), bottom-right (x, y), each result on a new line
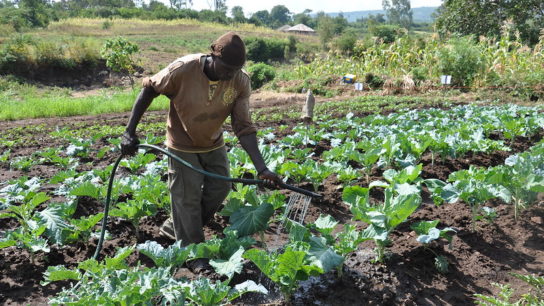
top-left (287, 24), bottom-right (315, 32)
top-left (277, 24), bottom-right (291, 32)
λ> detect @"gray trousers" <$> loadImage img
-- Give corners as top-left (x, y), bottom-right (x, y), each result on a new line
top-left (164, 146), bottom-right (231, 245)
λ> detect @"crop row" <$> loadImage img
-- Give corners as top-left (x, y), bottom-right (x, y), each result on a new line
top-left (1, 104), bottom-right (543, 304)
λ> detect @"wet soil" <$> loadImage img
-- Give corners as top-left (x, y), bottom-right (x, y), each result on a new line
top-left (0, 104), bottom-right (543, 305)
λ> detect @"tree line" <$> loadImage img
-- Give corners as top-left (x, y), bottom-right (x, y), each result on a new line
top-left (0, 0), bottom-right (542, 45)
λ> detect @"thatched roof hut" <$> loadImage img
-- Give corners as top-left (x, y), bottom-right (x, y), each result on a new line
top-left (286, 24), bottom-right (316, 35)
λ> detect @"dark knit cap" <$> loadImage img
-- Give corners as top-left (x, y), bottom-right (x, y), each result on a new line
top-left (210, 32), bottom-right (246, 67)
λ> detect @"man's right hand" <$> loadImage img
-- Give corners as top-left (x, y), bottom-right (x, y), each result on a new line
top-left (258, 168), bottom-right (282, 189)
top-left (121, 131), bottom-right (139, 156)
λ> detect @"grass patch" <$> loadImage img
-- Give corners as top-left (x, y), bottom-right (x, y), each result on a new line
top-left (0, 87), bottom-right (169, 120)
top-left (10, 18), bottom-right (319, 73)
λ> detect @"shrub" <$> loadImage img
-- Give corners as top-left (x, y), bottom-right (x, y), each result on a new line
top-left (437, 36), bottom-right (486, 88)
top-left (410, 66), bottom-right (428, 85)
top-left (247, 63), bottom-right (276, 89)
top-left (100, 37), bottom-right (139, 74)
top-left (0, 34), bottom-right (101, 76)
top-left (334, 31), bottom-right (357, 55)
top-left (364, 73), bottom-right (385, 89)
top-left (371, 25), bottom-right (404, 44)
top-left (245, 37), bottom-right (288, 63)
top-left (102, 20), bottom-right (112, 30)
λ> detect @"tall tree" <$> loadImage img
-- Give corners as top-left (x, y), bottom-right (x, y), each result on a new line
top-left (269, 5), bottom-right (291, 28)
top-left (231, 5), bottom-right (245, 23)
top-left (169, 0), bottom-right (191, 10)
top-left (249, 10), bottom-right (269, 27)
top-left (382, 0), bottom-right (412, 29)
top-left (19, 0), bottom-right (50, 27)
top-left (293, 9), bottom-right (316, 28)
top-left (435, 0), bottom-right (544, 45)
top-left (208, 0), bottom-right (226, 12)
top-left (315, 12), bottom-right (347, 50)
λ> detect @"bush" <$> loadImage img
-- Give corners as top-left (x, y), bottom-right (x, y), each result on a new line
top-left (0, 7), bottom-right (32, 31)
top-left (0, 34), bottom-right (101, 76)
top-left (245, 37), bottom-right (288, 63)
top-left (102, 20), bottom-right (113, 30)
top-left (100, 37), bottom-right (139, 74)
top-left (364, 73), bottom-right (385, 89)
top-left (371, 25), bottom-right (404, 44)
top-left (410, 66), bottom-right (428, 85)
top-left (334, 31), bottom-right (357, 55)
top-left (247, 63), bottom-right (276, 89)
top-left (437, 37), bottom-right (486, 88)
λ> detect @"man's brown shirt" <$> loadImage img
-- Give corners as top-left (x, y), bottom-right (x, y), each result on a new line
top-left (142, 53), bottom-right (256, 152)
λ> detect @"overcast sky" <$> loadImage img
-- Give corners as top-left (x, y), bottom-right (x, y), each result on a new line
top-left (189, 0), bottom-right (443, 15)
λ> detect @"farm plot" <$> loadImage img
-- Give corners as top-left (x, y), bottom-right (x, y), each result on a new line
top-left (0, 104), bottom-right (543, 305)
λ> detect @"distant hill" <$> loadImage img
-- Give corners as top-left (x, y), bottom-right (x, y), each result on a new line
top-left (325, 7), bottom-right (438, 23)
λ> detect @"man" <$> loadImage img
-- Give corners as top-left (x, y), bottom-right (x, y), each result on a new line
top-left (120, 32), bottom-right (281, 272)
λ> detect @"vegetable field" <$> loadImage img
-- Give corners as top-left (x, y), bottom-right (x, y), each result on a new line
top-left (1, 102), bottom-right (543, 305)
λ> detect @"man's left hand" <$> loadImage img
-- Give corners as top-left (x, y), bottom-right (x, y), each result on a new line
top-left (258, 168), bottom-right (282, 188)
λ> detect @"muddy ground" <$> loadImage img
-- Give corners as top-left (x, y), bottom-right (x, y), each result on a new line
top-left (0, 102), bottom-right (543, 305)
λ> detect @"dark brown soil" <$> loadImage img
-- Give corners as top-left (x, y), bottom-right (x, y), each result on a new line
top-left (0, 106), bottom-right (543, 305)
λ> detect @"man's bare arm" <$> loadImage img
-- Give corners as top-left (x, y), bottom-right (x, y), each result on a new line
top-left (121, 86), bottom-right (159, 155)
top-left (125, 86), bottom-right (160, 136)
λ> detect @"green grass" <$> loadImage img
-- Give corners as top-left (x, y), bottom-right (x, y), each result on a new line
top-left (14, 18), bottom-right (318, 73)
top-left (0, 87), bottom-right (169, 120)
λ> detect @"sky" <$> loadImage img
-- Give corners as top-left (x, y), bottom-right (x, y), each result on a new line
top-left (188, 0), bottom-right (443, 15)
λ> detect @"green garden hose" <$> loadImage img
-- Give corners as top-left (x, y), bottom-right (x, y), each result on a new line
top-left (92, 144), bottom-right (321, 260)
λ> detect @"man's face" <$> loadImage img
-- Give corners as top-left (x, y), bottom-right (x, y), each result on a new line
top-left (213, 57), bottom-right (243, 81)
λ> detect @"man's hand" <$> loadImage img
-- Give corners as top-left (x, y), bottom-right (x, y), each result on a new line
top-left (258, 168), bottom-right (282, 188)
top-left (121, 131), bottom-right (140, 156)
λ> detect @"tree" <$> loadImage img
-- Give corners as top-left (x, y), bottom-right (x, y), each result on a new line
top-left (316, 12), bottom-right (334, 49)
top-left (293, 9), bottom-right (316, 28)
top-left (169, 0), bottom-right (191, 10)
top-left (332, 13), bottom-right (348, 33)
top-left (199, 9), bottom-right (227, 23)
top-left (19, 0), bottom-right (50, 27)
top-left (434, 0), bottom-right (544, 45)
top-left (207, 0), bottom-right (226, 13)
top-left (269, 5), bottom-right (291, 28)
top-left (249, 10), bottom-right (269, 27)
top-left (382, 0), bottom-right (412, 29)
top-left (366, 13), bottom-right (386, 24)
top-left (231, 5), bottom-right (245, 23)
top-left (169, 0), bottom-right (193, 11)
top-left (100, 37), bottom-right (139, 87)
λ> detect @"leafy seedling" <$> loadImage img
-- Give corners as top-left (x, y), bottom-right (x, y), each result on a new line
top-left (110, 199), bottom-right (158, 240)
top-left (0, 192), bottom-right (51, 263)
top-left (343, 184), bottom-right (422, 263)
top-left (244, 244), bottom-right (323, 300)
top-left (411, 220), bottom-right (457, 273)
